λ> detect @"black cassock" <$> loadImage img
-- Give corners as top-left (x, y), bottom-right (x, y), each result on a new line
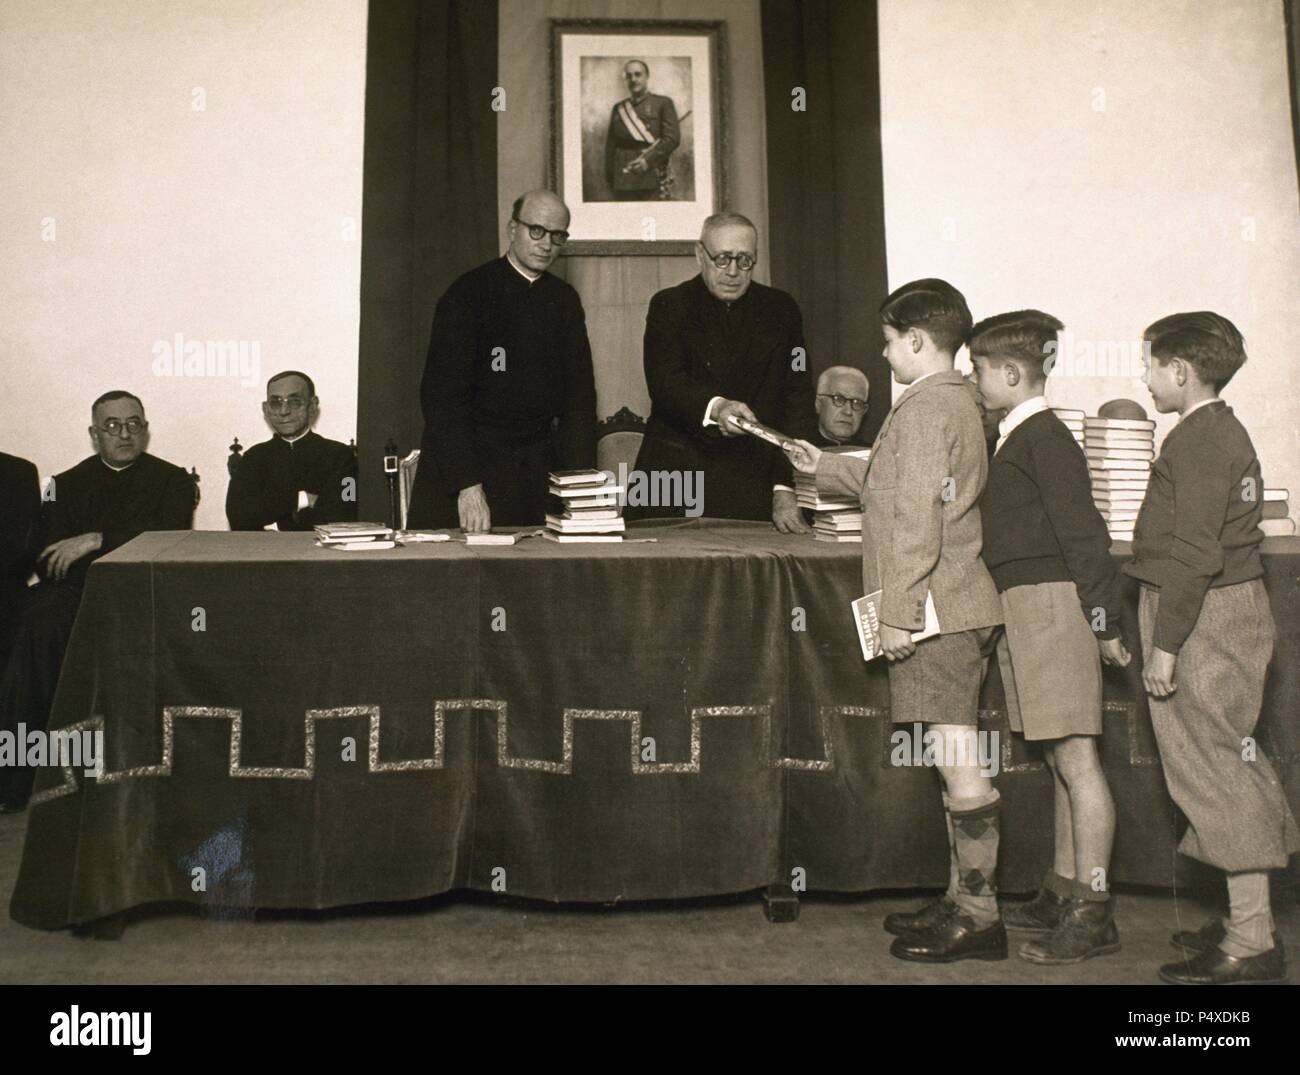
top-left (225, 432), bottom-right (358, 531)
top-left (0, 451), bottom-right (41, 674)
top-left (0, 453), bottom-right (193, 807)
top-left (629, 275), bottom-right (816, 521)
top-left (408, 257), bottom-right (597, 529)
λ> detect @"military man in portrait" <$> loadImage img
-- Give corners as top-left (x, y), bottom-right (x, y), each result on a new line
top-left (604, 59), bottom-right (680, 201)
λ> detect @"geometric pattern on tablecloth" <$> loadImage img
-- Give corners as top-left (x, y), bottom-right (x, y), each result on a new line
top-left (27, 697), bottom-right (1163, 808)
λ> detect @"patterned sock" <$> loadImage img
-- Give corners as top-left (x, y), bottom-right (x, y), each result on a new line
top-left (947, 790), bottom-right (1001, 926)
top-left (1221, 871), bottom-right (1273, 958)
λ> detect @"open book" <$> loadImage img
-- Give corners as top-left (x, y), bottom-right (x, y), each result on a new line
top-left (852, 591), bottom-right (940, 661)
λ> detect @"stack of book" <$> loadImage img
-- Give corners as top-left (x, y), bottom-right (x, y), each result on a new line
top-left (544, 469), bottom-right (625, 543)
top-left (813, 508), bottom-right (865, 543)
top-left (1262, 488), bottom-right (1295, 537)
top-left (1051, 408), bottom-right (1086, 450)
top-left (314, 522), bottom-right (395, 550)
top-left (794, 447), bottom-right (870, 542)
top-left (1084, 416), bottom-right (1156, 541)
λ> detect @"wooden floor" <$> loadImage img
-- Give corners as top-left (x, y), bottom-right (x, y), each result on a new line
top-left (2, 812), bottom-right (1295, 985)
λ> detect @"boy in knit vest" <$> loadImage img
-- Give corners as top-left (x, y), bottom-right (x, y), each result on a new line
top-left (970, 310), bottom-right (1131, 964)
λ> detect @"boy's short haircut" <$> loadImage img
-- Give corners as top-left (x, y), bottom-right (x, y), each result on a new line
top-left (1144, 311), bottom-right (1247, 391)
top-left (968, 310), bottom-right (1065, 381)
top-left (880, 278), bottom-right (973, 355)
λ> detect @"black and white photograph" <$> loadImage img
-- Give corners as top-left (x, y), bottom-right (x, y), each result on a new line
top-left (552, 19), bottom-right (724, 252)
top-left (1, 0), bottom-right (1299, 1045)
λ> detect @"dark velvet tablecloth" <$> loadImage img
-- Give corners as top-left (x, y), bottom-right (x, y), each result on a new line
top-left (10, 524), bottom-right (1299, 928)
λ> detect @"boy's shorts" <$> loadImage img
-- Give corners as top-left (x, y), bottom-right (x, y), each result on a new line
top-left (996, 581), bottom-right (1102, 741)
top-left (889, 626), bottom-right (996, 726)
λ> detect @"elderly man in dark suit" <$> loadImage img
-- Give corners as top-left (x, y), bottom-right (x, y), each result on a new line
top-left (0, 392), bottom-right (194, 812)
top-left (629, 212), bottom-right (816, 530)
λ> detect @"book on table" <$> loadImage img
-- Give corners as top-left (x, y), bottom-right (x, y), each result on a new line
top-left (547, 469), bottom-right (625, 542)
top-left (1084, 416), bottom-right (1156, 431)
top-left (315, 522), bottom-right (394, 545)
top-left (465, 532), bottom-right (519, 546)
top-left (545, 514), bottom-right (627, 533)
top-left (550, 468), bottom-right (612, 486)
top-left (851, 591), bottom-right (940, 661)
top-left (542, 531), bottom-right (624, 544)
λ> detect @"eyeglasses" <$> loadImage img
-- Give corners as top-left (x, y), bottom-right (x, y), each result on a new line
top-left (818, 393), bottom-right (868, 413)
top-left (267, 396), bottom-right (308, 412)
top-left (700, 244), bottom-right (756, 272)
top-left (98, 418), bottom-right (147, 436)
top-left (513, 215), bottom-right (569, 246)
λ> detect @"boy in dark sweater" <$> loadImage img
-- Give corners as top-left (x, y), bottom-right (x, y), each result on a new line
top-left (970, 311), bottom-right (1131, 963)
top-left (1128, 312), bottom-right (1297, 985)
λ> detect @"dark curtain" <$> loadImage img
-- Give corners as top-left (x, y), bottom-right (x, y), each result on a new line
top-left (1287, 1), bottom-right (1300, 187)
top-left (761, 0), bottom-right (890, 445)
top-left (356, 0), bottom-right (499, 521)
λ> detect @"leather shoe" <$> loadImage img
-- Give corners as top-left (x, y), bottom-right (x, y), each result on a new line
top-left (1159, 942), bottom-right (1288, 985)
top-left (1019, 898), bottom-right (1120, 964)
top-left (1171, 917), bottom-right (1283, 956)
top-left (1003, 886), bottom-right (1072, 934)
top-left (884, 896), bottom-right (958, 937)
top-left (890, 912), bottom-right (1008, 963)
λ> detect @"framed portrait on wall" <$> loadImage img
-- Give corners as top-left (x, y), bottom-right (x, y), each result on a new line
top-left (549, 19), bottom-right (728, 256)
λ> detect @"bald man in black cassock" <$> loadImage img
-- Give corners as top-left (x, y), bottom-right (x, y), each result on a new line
top-left (408, 191), bottom-right (597, 531)
top-left (0, 393), bottom-right (193, 812)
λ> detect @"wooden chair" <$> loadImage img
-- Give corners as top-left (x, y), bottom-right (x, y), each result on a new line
top-left (596, 406), bottom-right (646, 478)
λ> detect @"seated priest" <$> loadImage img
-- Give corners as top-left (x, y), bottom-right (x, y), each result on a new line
top-left (628, 212), bottom-right (817, 530)
top-left (0, 391), bottom-right (194, 812)
top-left (226, 370), bottom-right (358, 531)
top-left (0, 451), bottom-right (41, 676)
top-left (812, 365), bottom-right (870, 447)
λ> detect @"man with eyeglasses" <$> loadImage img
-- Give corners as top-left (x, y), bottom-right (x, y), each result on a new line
top-left (0, 390), bottom-right (193, 812)
top-left (814, 366), bottom-right (871, 446)
top-left (629, 212), bottom-right (816, 529)
top-left (226, 370), bottom-right (358, 531)
top-left (408, 190), bottom-right (597, 532)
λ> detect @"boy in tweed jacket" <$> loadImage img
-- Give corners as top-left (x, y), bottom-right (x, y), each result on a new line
top-left (788, 279), bottom-right (1005, 963)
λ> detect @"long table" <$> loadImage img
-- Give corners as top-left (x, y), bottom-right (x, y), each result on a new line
top-left (10, 524), bottom-right (1300, 929)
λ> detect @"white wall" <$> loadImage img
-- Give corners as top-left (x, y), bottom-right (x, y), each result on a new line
top-left (879, 0), bottom-right (1300, 499)
top-left (0, 0), bottom-right (368, 529)
top-left (4, 0), bottom-right (1296, 525)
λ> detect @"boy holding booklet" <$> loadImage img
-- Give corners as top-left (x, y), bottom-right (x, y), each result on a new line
top-left (787, 279), bottom-right (1006, 963)
top-left (1128, 312), bottom-right (1297, 985)
top-left (968, 310), bottom-right (1131, 964)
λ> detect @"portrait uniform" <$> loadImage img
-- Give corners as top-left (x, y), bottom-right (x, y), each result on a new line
top-left (604, 93), bottom-right (680, 200)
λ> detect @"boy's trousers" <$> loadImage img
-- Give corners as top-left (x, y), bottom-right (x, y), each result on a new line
top-left (1139, 579), bottom-right (1300, 871)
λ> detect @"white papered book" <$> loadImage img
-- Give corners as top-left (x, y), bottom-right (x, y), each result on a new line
top-left (851, 591), bottom-right (940, 661)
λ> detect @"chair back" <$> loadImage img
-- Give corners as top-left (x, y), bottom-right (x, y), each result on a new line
top-left (398, 450), bottom-right (420, 529)
top-left (595, 407), bottom-right (646, 478)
